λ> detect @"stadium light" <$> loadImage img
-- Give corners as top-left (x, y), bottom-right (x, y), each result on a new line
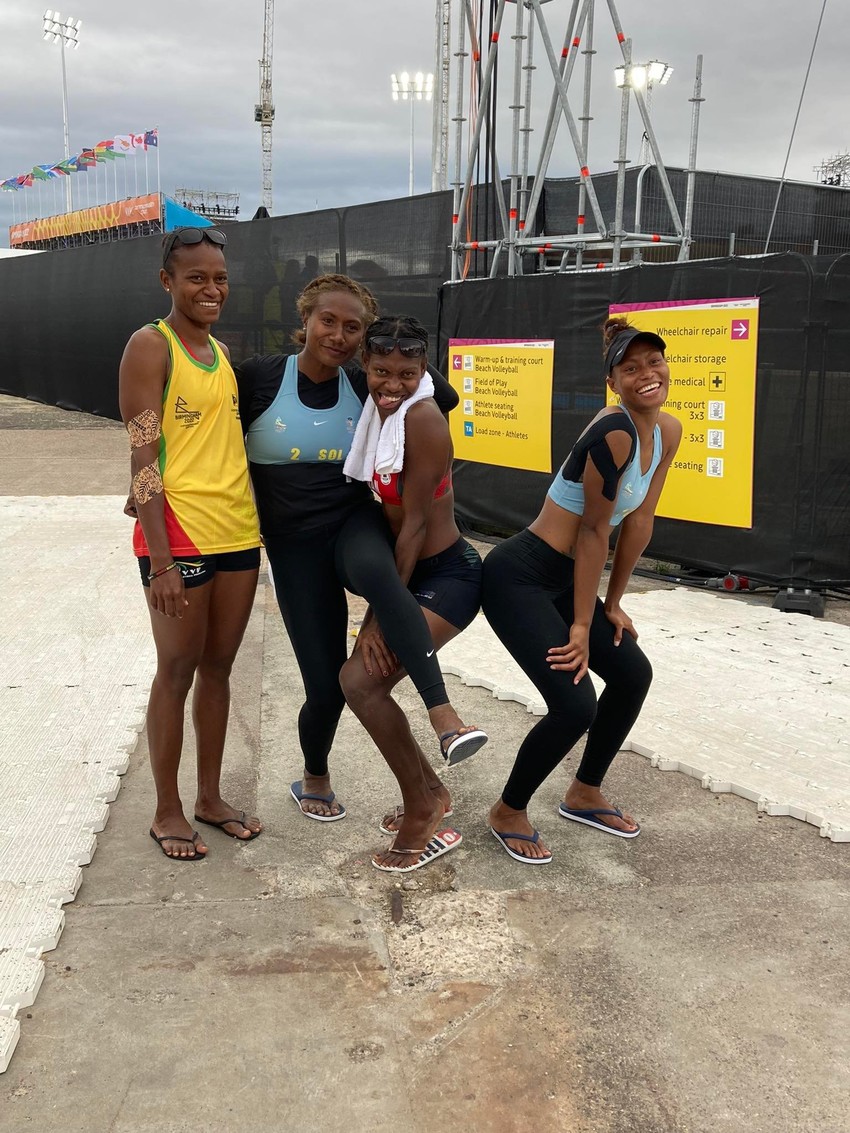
top-left (391, 71), bottom-right (434, 196)
top-left (615, 59), bottom-right (672, 165)
top-left (42, 10), bottom-right (82, 212)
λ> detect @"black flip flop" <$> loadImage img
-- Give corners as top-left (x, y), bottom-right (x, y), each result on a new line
top-left (149, 828), bottom-right (207, 861)
top-left (193, 810), bottom-right (262, 840)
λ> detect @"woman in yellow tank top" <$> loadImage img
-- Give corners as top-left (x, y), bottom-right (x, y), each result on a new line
top-left (119, 228), bottom-right (263, 861)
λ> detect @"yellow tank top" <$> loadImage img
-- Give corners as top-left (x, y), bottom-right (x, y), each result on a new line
top-left (133, 320), bottom-right (260, 557)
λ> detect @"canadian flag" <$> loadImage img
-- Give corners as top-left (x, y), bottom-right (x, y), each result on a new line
top-left (132, 133), bottom-right (147, 150)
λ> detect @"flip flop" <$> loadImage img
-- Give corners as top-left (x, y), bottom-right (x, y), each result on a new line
top-left (557, 803), bottom-right (640, 839)
top-left (290, 780), bottom-right (347, 823)
top-left (490, 826), bottom-right (553, 864)
top-left (149, 828), bottom-right (206, 861)
top-left (439, 728), bottom-right (488, 766)
top-left (371, 828), bottom-right (462, 873)
top-left (193, 810), bottom-right (262, 841)
top-left (379, 802), bottom-right (454, 836)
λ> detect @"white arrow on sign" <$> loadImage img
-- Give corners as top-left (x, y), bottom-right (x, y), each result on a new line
top-left (732, 320), bottom-right (749, 338)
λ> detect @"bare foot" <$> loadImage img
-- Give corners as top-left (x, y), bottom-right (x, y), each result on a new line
top-left (381, 782), bottom-right (453, 834)
top-left (293, 771), bottom-right (344, 819)
top-left (488, 799), bottom-right (551, 861)
top-left (150, 810), bottom-right (208, 860)
top-left (194, 797), bottom-right (263, 840)
top-left (372, 796), bottom-right (445, 871)
top-left (562, 781), bottom-right (639, 835)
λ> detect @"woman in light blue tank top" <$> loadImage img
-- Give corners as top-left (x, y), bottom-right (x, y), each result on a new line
top-left (482, 319), bottom-right (682, 864)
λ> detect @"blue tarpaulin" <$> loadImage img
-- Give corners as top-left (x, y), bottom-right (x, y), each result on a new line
top-left (163, 197), bottom-right (213, 232)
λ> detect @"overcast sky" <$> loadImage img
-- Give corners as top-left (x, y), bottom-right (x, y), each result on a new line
top-left (0, 0), bottom-right (844, 246)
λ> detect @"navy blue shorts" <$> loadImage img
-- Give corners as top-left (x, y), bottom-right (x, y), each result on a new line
top-left (138, 547), bottom-right (261, 589)
top-left (408, 537), bottom-right (482, 631)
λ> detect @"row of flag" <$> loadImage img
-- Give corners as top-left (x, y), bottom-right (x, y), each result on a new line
top-left (1, 130), bottom-right (158, 192)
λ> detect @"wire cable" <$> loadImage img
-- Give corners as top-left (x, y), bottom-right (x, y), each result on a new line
top-left (764, 0), bottom-right (829, 253)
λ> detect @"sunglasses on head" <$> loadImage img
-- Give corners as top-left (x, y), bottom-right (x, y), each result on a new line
top-left (162, 227), bottom-right (227, 265)
top-left (365, 335), bottom-right (427, 358)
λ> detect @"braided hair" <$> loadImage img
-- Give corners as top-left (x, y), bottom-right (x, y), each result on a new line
top-left (363, 314), bottom-right (429, 356)
top-left (291, 274), bottom-right (379, 345)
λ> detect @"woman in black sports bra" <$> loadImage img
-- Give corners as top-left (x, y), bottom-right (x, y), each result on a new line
top-left (482, 318), bottom-right (682, 864)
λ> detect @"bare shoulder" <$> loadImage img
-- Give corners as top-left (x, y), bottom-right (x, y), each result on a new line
top-left (124, 323), bottom-right (169, 361)
top-left (213, 337), bottom-right (231, 362)
top-left (659, 411), bottom-right (683, 441)
top-left (406, 397), bottom-right (446, 430)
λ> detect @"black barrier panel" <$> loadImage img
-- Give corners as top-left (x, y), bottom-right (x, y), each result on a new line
top-left (1, 199), bottom-right (848, 587)
top-left (0, 200), bottom-right (455, 416)
top-left (437, 253), bottom-right (850, 587)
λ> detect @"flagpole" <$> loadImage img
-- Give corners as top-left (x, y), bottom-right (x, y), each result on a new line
top-left (155, 127), bottom-right (161, 202)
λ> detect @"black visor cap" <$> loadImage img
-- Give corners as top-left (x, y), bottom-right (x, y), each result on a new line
top-left (605, 328), bottom-right (666, 374)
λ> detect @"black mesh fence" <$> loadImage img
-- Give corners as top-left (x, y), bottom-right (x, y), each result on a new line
top-left (0, 198), bottom-right (455, 417)
top-left (438, 252), bottom-right (850, 587)
top-left (1, 190), bottom-right (848, 585)
top-left (543, 168), bottom-right (850, 262)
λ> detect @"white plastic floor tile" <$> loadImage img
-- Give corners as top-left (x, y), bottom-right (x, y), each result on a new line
top-left (440, 589), bottom-right (850, 842)
top-left (0, 497), bottom-right (153, 1072)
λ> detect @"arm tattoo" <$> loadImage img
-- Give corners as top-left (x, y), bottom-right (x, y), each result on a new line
top-left (127, 409), bottom-right (162, 449)
top-left (132, 460), bottom-right (163, 505)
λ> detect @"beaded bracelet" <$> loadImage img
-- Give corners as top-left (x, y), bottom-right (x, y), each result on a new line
top-left (148, 561), bottom-right (179, 582)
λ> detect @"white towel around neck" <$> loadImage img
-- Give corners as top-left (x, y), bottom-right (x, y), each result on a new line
top-left (343, 372), bottom-right (435, 483)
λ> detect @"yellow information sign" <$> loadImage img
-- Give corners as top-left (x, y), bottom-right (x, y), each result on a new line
top-left (448, 339), bottom-right (554, 473)
top-left (608, 298), bottom-right (760, 528)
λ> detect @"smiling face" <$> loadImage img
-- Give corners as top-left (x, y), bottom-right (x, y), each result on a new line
top-left (607, 338), bottom-right (669, 411)
top-left (365, 347), bottom-right (428, 419)
top-left (160, 242), bottom-right (229, 328)
top-left (301, 290), bottom-right (369, 376)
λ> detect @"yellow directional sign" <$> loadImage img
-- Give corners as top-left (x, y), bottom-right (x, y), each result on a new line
top-left (448, 339), bottom-right (555, 473)
top-left (608, 298), bottom-right (760, 528)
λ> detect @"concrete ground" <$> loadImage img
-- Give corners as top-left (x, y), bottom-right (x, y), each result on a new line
top-left (1, 394), bottom-right (849, 1133)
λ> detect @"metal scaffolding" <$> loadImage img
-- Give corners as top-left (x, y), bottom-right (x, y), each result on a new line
top-left (814, 153), bottom-right (850, 188)
top-left (446, 0), bottom-right (704, 278)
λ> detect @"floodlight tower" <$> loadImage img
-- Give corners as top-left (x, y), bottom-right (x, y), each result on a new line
top-left (42, 10), bottom-right (81, 213)
top-left (432, 0), bottom-right (452, 191)
top-left (254, 0), bottom-right (275, 212)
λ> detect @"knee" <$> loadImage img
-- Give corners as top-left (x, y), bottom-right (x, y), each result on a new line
top-left (339, 658), bottom-right (385, 716)
top-left (622, 654), bottom-right (653, 701)
top-left (154, 655), bottom-right (199, 698)
top-left (549, 685), bottom-right (598, 737)
top-left (303, 681), bottom-right (345, 720)
top-left (196, 653), bottom-right (236, 685)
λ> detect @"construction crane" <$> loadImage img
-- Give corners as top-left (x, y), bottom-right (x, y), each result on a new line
top-left (254, 0), bottom-right (275, 212)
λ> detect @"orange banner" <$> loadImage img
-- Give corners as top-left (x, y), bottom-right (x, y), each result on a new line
top-left (10, 193), bottom-right (161, 246)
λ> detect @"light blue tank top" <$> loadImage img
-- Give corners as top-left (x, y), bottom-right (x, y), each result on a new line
top-left (547, 406), bottom-right (663, 526)
top-left (246, 353), bottom-right (363, 465)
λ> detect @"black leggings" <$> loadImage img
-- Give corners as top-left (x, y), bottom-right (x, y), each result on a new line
top-left (264, 501), bottom-right (447, 776)
top-left (481, 528), bottom-right (652, 810)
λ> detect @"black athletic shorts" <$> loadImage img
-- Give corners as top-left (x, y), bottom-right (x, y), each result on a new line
top-left (408, 537), bottom-right (482, 631)
top-left (138, 547), bottom-right (261, 589)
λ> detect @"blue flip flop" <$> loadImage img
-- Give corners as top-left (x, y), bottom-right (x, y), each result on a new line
top-left (490, 826), bottom-right (553, 864)
top-left (290, 781), bottom-right (346, 823)
top-left (557, 803), bottom-right (640, 839)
